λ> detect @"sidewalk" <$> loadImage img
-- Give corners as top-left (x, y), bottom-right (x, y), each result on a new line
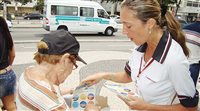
top-left (60, 51), bottom-right (200, 110)
top-left (12, 20), bottom-right (42, 28)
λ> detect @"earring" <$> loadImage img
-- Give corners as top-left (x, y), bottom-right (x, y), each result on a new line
top-left (148, 29), bottom-right (152, 34)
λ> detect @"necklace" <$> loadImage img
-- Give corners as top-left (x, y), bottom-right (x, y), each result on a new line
top-left (137, 56), bottom-right (154, 77)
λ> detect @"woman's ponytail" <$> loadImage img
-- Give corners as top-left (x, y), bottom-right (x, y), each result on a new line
top-left (161, 11), bottom-right (189, 57)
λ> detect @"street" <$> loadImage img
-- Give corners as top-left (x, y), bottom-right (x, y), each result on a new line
top-left (7, 26), bottom-right (200, 110)
top-left (10, 27), bottom-right (136, 109)
top-left (11, 27), bottom-right (135, 80)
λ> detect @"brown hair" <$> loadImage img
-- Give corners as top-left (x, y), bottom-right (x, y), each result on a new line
top-left (121, 0), bottom-right (189, 57)
top-left (34, 41), bottom-right (62, 64)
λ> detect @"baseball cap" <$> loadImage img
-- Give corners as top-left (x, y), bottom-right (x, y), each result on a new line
top-left (38, 30), bottom-right (87, 64)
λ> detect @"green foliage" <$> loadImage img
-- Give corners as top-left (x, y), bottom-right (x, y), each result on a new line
top-left (101, 0), bottom-right (178, 5)
top-left (34, 0), bottom-right (44, 13)
top-left (158, 0), bottom-right (177, 5)
top-left (15, 0), bottom-right (32, 5)
top-left (101, 0), bottom-right (123, 3)
top-left (2, 0), bottom-right (11, 4)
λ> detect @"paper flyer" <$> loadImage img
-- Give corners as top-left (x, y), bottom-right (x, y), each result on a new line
top-left (103, 82), bottom-right (132, 101)
top-left (71, 83), bottom-right (96, 110)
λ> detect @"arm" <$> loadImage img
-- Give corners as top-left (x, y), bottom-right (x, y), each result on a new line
top-left (9, 46), bottom-right (15, 65)
top-left (120, 94), bottom-right (198, 111)
top-left (146, 103), bottom-right (197, 111)
top-left (119, 56), bottom-right (199, 111)
top-left (102, 71), bottom-right (132, 83)
top-left (81, 71), bottom-right (132, 86)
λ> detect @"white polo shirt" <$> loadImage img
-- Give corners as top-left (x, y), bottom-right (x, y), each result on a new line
top-left (183, 29), bottom-right (200, 64)
top-left (125, 31), bottom-right (196, 105)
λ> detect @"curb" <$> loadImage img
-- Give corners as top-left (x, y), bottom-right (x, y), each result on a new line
top-left (14, 39), bottom-right (130, 44)
top-left (12, 25), bottom-right (42, 28)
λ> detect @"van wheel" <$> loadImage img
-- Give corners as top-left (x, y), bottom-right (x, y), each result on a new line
top-left (57, 26), bottom-right (68, 31)
top-left (105, 27), bottom-right (114, 36)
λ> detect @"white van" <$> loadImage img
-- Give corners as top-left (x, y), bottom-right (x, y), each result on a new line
top-left (43, 0), bottom-right (118, 36)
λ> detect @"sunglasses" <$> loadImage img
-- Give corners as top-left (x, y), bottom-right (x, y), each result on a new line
top-left (69, 55), bottom-right (78, 70)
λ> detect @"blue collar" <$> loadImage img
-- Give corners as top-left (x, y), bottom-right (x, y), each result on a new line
top-left (136, 31), bottom-right (172, 64)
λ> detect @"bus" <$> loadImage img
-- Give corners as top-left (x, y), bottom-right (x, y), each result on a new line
top-left (43, 0), bottom-right (118, 36)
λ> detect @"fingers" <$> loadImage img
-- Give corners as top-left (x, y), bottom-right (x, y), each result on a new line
top-left (84, 103), bottom-right (100, 111)
top-left (128, 93), bottom-right (139, 99)
top-left (80, 79), bottom-right (95, 87)
top-left (117, 95), bottom-right (131, 105)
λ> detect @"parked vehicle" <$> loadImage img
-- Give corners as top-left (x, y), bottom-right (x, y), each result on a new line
top-left (114, 16), bottom-right (121, 24)
top-left (24, 13), bottom-right (43, 20)
top-left (6, 19), bottom-right (12, 28)
top-left (176, 16), bottom-right (188, 28)
top-left (177, 19), bottom-right (188, 28)
top-left (43, 0), bottom-right (118, 36)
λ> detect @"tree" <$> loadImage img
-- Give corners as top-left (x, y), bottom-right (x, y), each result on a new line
top-left (34, 0), bottom-right (44, 13)
top-left (101, 0), bottom-right (123, 2)
top-left (101, 0), bottom-right (176, 4)
top-left (14, 0), bottom-right (32, 16)
top-left (101, 0), bottom-right (181, 16)
top-left (15, 0), bottom-right (32, 5)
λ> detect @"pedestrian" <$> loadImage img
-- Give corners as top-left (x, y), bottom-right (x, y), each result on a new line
top-left (0, 17), bottom-right (17, 111)
top-left (183, 14), bottom-right (200, 86)
top-left (81, 0), bottom-right (199, 110)
top-left (16, 30), bottom-right (99, 111)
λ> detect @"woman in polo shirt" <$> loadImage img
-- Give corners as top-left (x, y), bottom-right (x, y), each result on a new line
top-left (0, 17), bottom-right (16, 111)
top-left (81, 0), bottom-right (199, 110)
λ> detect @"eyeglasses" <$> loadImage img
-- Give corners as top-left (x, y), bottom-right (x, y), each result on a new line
top-left (69, 55), bottom-right (78, 70)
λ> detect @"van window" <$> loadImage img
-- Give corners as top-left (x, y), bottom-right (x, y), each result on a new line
top-left (51, 5), bottom-right (78, 16)
top-left (80, 7), bottom-right (94, 17)
top-left (97, 9), bottom-right (109, 18)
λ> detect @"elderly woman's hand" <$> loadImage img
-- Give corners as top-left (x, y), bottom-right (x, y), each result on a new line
top-left (84, 103), bottom-right (100, 111)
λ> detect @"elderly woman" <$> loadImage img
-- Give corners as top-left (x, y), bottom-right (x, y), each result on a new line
top-left (16, 30), bottom-right (98, 111)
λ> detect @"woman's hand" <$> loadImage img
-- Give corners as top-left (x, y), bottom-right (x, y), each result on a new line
top-left (118, 93), bottom-right (148, 110)
top-left (80, 72), bottom-right (106, 87)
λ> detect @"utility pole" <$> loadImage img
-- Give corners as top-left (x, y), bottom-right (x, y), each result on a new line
top-left (2, 0), bottom-right (11, 20)
top-left (3, 1), bottom-right (7, 20)
top-left (175, 0), bottom-right (182, 16)
top-left (111, 2), bottom-right (117, 15)
top-left (15, 0), bottom-right (18, 16)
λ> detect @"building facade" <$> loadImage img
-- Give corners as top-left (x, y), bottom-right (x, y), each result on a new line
top-left (3, 0), bottom-right (199, 22)
top-left (178, 0), bottom-right (200, 22)
top-left (6, 0), bottom-right (37, 16)
top-left (87, 0), bottom-right (200, 22)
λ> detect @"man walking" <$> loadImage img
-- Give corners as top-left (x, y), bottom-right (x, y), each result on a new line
top-left (183, 14), bottom-right (200, 86)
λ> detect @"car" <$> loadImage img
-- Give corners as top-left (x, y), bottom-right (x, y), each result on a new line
top-left (176, 16), bottom-right (188, 28)
top-left (114, 16), bottom-right (121, 24)
top-left (177, 19), bottom-right (188, 28)
top-left (6, 19), bottom-right (12, 28)
top-left (110, 15), bottom-right (121, 24)
top-left (24, 13), bottom-right (43, 20)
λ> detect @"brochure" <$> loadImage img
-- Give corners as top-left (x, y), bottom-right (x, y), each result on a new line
top-left (71, 83), bottom-right (96, 110)
top-left (103, 82), bottom-right (133, 101)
